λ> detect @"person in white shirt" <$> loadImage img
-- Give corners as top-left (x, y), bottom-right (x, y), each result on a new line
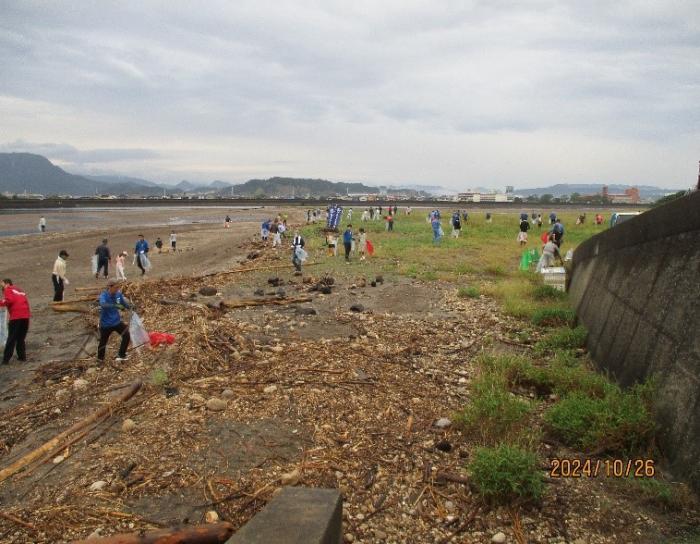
top-left (170, 231), bottom-right (177, 252)
top-left (52, 250), bottom-right (69, 301)
top-left (39, 216), bottom-right (47, 232)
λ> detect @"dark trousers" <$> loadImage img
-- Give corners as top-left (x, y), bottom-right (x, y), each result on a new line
top-left (97, 322), bottom-right (130, 361)
top-left (96, 258), bottom-right (109, 277)
top-left (136, 254), bottom-right (146, 275)
top-left (52, 274), bottom-right (64, 302)
top-left (553, 233), bottom-right (563, 247)
top-left (344, 242), bottom-right (352, 260)
top-left (388, 221), bottom-right (394, 231)
top-left (3, 318), bottom-right (29, 363)
top-left (292, 253), bottom-right (302, 272)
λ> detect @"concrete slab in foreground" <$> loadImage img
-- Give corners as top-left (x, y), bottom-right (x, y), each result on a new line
top-left (227, 487), bottom-right (342, 544)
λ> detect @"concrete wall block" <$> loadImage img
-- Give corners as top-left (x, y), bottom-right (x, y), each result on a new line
top-left (569, 191), bottom-right (700, 493)
top-left (227, 487), bottom-right (342, 544)
top-left (604, 306), bottom-right (642, 383)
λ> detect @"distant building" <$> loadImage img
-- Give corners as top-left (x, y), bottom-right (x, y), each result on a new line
top-left (457, 191), bottom-right (512, 203)
top-left (602, 186), bottom-right (640, 204)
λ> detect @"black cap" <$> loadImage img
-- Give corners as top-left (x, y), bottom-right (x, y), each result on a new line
top-left (59, 250), bottom-right (69, 257)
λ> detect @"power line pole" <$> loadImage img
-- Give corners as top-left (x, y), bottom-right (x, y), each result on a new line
top-left (697, 160), bottom-right (700, 190)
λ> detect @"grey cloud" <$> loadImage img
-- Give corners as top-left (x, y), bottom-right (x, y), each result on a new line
top-left (0, 141), bottom-right (161, 163)
top-left (0, 1), bottom-right (697, 187)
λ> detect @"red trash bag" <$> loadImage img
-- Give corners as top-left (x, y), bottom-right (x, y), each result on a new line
top-left (540, 231), bottom-right (549, 245)
top-left (149, 332), bottom-right (176, 347)
top-left (366, 240), bottom-right (374, 256)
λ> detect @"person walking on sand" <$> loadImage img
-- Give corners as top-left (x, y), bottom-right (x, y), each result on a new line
top-left (116, 252), bottom-right (128, 280)
top-left (225, 215), bottom-right (231, 228)
top-left (52, 250), bottom-right (69, 301)
top-left (292, 231), bottom-right (305, 272)
top-left (155, 237), bottom-right (163, 253)
top-left (38, 216), bottom-right (46, 233)
top-left (0, 279), bottom-right (31, 365)
top-left (343, 224), bottom-right (353, 262)
top-left (134, 235), bottom-right (150, 275)
top-left (97, 280), bottom-right (132, 363)
top-left (271, 220), bottom-right (282, 248)
top-left (170, 231), bottom-right (177, 252)
top-left (95, 238), bottom-right (111, 279)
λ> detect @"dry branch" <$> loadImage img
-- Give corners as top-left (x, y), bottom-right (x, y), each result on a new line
top-left (220, 295), bottom-right (312, 309)
top-left (71, 522), bottom-right (234, 544)
top-left (0, 382), bottom-right (142, 484)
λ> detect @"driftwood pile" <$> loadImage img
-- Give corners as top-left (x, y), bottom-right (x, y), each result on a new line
top-left (0, 238), bottom-right (538, 543)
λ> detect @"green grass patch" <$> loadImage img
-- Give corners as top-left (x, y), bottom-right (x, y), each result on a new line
top-left (544, 382), bottom-right (656, 453)
top-left (469, 444), bottom-right (544, 505)
top-left (150, 368), bottom-right (169, 387)
top-left (531, 308), bottom-right (576, 327)
top-left (477, 354), bottom-right (613, 399)
top-left (534, 326), bottom-right (587, 353)
top-left (532, 284), bottom-right (567, 300)
top-left (456, 372), bottom-right (532, 444)
top-left (457, 286), bottom-right (480, 298)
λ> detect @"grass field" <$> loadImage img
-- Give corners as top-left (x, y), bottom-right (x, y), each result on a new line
top-left (298, 207), bottom-right (686, 512)
top-left (299, 208), bottom-right (607, 320)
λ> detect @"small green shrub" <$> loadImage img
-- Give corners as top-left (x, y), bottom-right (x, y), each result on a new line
top-left (531, 308), bottom-right (576, 327)
top-left (469, 444), bottom-right (544, 504)
top-left (456, 373), bottom-right (531, 443)
top-left (544, 382), bottom-right (655, 453)
top-left (534, 326), bottom-right (587, 353)
top-left (623, 477), bottom-right (696, 512)
top-left (457, 286), bottom-right (480, 299)
top-left (532, 284), bottom-right (567, 300)
top-left (150, 368), bottom-right (169, 387)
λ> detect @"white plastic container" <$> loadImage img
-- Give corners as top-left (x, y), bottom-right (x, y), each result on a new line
top-left (541, 266), bottom-right (566, 291)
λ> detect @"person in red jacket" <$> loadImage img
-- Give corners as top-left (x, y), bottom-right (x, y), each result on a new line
top-left (0, 279), bottom-right (31, 364)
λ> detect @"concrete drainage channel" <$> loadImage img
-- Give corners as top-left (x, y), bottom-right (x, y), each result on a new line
top-left (227, 487), bottom-right (342, 544)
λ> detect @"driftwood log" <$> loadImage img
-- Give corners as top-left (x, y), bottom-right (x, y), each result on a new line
top-left (71, 522), bottom-right (234, 544)
top-left (201, 261), bottom-right (320, 279)
top-left (50, 303), bottom-right (91, 313)
top-left (220, 295), bottom-right (312, 309)
top-left (0, 382), bottom-right (142, 484)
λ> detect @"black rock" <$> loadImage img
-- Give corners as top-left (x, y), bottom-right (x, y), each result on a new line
top-left (371, 281), bottom-right (377, 287)
top-left (350, 304), bottom-right (365, 313)
top-left (267, 277), bottom-right (282, 286)
top-left (198, 286), bottom-right (217, 296)
top-left (375, 275), bottom-right (384, 284)
top-left (254, 288), bottom-right (265, 296)
top-left (296, 307), bottom-right (318, 316)
top-left (435, 440), bottom-right (452, 452)
top-left (320, 286), bottom-right (332, 295)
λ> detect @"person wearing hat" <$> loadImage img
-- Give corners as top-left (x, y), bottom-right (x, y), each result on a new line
top-left (52, 250), bottom-right (69, 302)
top-left (97, 280), bottom-right (133, 363)
top-left (0, 279), bottom-right (31, 365)
top-left (94, 239), bottom-right (111, 279)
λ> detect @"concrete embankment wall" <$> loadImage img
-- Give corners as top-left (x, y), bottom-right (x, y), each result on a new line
top-left (568, 191), bottom-right (700, 492)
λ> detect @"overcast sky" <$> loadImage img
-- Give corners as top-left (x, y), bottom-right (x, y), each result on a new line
top-left (1, 1), bottom-right (698, 189)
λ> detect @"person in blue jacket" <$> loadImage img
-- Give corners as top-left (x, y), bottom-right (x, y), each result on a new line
top-left (134, 234), bottom-right (149, 275)
top-left (97, 280), bottom-right (132, 363)
top-left (551, 218), bottom-right (565, 247)
top-left (343, 224), bottom-right (354, 262)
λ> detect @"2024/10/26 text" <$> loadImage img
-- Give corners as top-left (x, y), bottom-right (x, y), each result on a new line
top-left (549, 458), bottom-right (656, 478)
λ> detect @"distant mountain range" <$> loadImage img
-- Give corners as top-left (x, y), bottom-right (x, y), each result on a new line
top-left (0, 152), bottom-right (682, 200)
top-left (514, 184), bottom-right (681, 200)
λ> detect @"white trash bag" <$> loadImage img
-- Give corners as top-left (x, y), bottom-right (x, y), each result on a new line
top-left (91, 255), bottom-right (99, 275)
top-left (0, 308), bottom-right (7, 349)
top-left (295, 247), bottom-right (308, 262)
top-left (140, 254), bottom-right (152, 271)
top-left (129, 312), bottom-right (150, 348)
